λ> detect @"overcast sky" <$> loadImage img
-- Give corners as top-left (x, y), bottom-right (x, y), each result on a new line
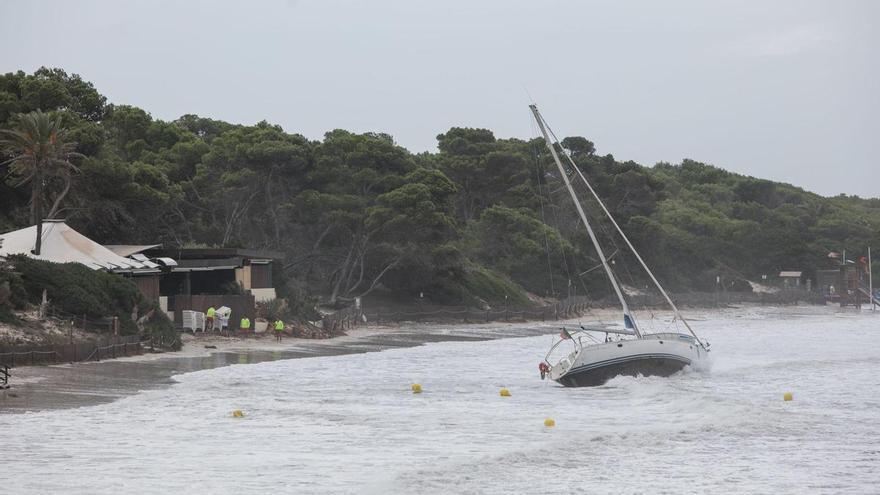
top-left (1, 0), bottom-right (877, 197)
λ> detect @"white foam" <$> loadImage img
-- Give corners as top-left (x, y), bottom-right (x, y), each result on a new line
top-left (2, 306), bottom-right (879, 494)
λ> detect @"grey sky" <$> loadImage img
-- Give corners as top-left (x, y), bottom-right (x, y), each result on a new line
top-left (2, 0), bottom-right (877, 198)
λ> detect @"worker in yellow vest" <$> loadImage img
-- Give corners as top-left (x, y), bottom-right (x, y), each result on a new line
top-left (206, 306), bottom-right (216, 332)
top-left (274, 319), bottom-right (284, 341)
top-left (240, 316), bottom-right (251, 335)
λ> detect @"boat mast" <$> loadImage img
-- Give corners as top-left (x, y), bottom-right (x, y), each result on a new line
top-left (550, 123), bottom-right (707, 348)
top-left (530, 104), bottom-right (640, 338)
top-left (531, 104), bottom-right (708, 348)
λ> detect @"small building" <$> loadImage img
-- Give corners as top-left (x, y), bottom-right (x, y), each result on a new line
top-left (815, 260), bottom-right (871, 307)
top-left (112, 246), bottom-right (284, 329)
top-left (816, 269), bottom-right (839, 295)
top-left (778, 271), bottom-right (802, 289)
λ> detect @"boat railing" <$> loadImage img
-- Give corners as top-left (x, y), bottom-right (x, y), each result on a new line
top-left (544, 333), bottom-right (582, 366)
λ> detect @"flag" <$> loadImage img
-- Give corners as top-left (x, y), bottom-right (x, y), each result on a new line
top-left (560, 327), bottom-right (572, 340)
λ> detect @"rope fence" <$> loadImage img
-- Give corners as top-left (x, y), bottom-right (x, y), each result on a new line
top-left (0, 333), bottom-right (179, 369)
top-left (325, 289), bottom-right (826, 330)
top-left (324, 296), bottom-right (593, 331)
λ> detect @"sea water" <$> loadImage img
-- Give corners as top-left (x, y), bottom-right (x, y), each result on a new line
top-left (2, 307), bottom-right (879, 494)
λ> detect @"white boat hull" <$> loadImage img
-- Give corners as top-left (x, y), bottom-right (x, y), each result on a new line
top-left (548, 333), bottom-right (707, 387)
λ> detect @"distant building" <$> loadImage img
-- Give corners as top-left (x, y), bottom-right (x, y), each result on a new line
top-left (778, 271), bottom-right (802, 289)
top-left (815, 259), bottom-right (871, 307)
top-left (110, 246), bottom-right (284, 328)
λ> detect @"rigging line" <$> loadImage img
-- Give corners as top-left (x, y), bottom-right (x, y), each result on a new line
top-left (531, 105), bottom-right (640, 337)
top-left (535, 140), bottom-right (599, 323)
top-left (585, 193), bottom-right (657, 324)
top-left (535, 141), bottom-right (615, 313)
top-left (529, 113), bottom-right (602, 325)
top-left (539, 155), bottom-right (593, 301)
top-left (543, 119), bottom-right (705, 348)
top-left (578, 249), bottom-right (620, 276)
top-left (542, 155), bottom-right (574, 291)
top-left (546, 177), bottom-right (594, 301)
top-left (530, 114), bottom-right (556, 297)
top-left (561, 150), bottom-right (657, 329)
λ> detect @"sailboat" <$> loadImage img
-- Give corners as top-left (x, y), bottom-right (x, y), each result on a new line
top-left (530, 104), bottom-right (710, 387)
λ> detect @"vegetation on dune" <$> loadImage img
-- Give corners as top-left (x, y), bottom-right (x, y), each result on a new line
top-left (1, 68), bottom-right (878, 317)
top-left (3, 255), bottom-right (176, 344)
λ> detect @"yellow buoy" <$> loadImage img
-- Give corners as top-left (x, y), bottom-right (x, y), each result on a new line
top-left (544, 418), bottom-right (555, 427)
top-left (500, 388), bottom-right (511, 397)
top-left (411, 383), bottom-right (422, 394)
top-left (232, 409), bottom-right (245, 418)
top-left (783, 392), bottom-right (793, 402)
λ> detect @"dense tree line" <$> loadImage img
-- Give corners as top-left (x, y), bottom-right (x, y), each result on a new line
top-left (2, 68), bottom-right (878, 311)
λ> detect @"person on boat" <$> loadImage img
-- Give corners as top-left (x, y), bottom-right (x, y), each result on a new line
top-left (206, 306), bottom-right (216, 331)
top-left (274, 319), bottom-right (284, 341)
top-left (240, 316), bottom-right (251, 335)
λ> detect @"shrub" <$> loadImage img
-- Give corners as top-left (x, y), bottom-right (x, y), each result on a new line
top-left (0, 259), bottom-right (32, 322)
top-left (9, 255), bottom-right (143, 334)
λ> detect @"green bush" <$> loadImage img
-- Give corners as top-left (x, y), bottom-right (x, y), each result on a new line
top-left (141, 309), bottom-right (180, 350)
top-left (0, 260), bottom-right (32, 322)
top-left (9, 255), bottom-right (143, 334)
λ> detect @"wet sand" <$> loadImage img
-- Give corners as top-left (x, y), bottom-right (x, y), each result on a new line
top-left (0, 318), bottom-right (581, 413)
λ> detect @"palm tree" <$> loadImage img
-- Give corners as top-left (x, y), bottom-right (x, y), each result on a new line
top-left (1, 110), bottom-right (82, 255)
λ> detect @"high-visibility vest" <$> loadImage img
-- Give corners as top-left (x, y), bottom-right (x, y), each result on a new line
top-left (275, 320), bottom-right (283, 330)
top-left (207, 307), bottom-right (216, 317)
top-left (240, 318), bottom-right (250, 329)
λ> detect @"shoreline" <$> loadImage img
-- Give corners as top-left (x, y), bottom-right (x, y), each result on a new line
top-left (0, 315), bottom-right (602, 414)
top-left (0, 304), bottom-right (863, 414)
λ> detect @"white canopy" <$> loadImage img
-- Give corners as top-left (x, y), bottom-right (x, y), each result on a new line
top-left (0, 221), bottom-right (158, 273)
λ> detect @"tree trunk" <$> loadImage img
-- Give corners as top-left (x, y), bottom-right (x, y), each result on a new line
top-left (329, 240), bottom-right (356, 304)
top-left (33, 169), bottom-right (43, 255)
top-left (265, 168), bottom-right (281, 248)
top-left (46, 173), bottom-right (72, 219)
top-left (355, 257), bottom-right (401, 299)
